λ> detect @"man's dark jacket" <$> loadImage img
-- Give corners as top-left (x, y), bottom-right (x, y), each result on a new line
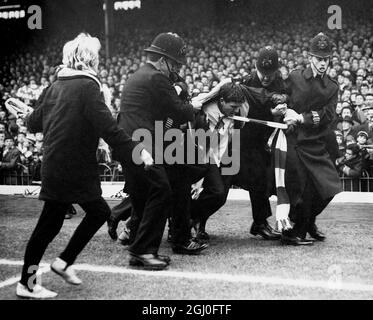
top-left (117, 63), bottom-right (194, 161)
top-left (0, 147), bottom-right (21, 171)
top-left (27, 72), bottom-right (140, 203)
top-left (234, 71), bottom-right (286, 191)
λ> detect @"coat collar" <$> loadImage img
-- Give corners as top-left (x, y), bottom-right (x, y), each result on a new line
top-left (303, 66), bottom-right (328, 87)
top-left (57, 67), bottom-right (102, 91)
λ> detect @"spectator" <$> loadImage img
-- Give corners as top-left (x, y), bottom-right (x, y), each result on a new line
top-left (0, 136), bottom-right (21, 184)
top-left (335, 130), bottom-right (346, 158)
top-left (356, 131), bottom-right (373, 168)
top-left (354, 109), bottom-right (373, 142)
top-left (339, 116), bottom-right (356, 141)
top-left (335, 143), bottom-right (363, 178)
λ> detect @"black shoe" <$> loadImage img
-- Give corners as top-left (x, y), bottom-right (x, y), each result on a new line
top-left (264, 221), bottom-right (282, 236)
top-left (157, 255), bottom-right (171, 265)
top-left (308, 224), bottom-right (326, 241)
top-left (250, 222), bottom-right (281, 240)
top-left (129, 253), bottom-right (168, 270)
top-left (172, 239), bottom-right (209, 255)
top-left (196, 231), bottom-right (210, 242)
top-left (281, 231), bottom-right (314, 246)
top-left (107, 216), bottom-right (119, 240)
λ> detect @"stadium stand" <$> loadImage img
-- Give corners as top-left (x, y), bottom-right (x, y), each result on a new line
top-left (0, 0), bottom-right (372, 190)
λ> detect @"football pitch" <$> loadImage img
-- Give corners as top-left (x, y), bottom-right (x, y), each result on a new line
top-left (0, 195), bottom-right (373, 300)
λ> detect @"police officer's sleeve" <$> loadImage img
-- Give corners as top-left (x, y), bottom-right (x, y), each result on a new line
top-left (83, 80), bottom-right (144, 164)
top-left (301, 90), bottom-right (338, 128)
top-left (152, 73), bottom-right (194, 123)
top-left (240, 85), bottom-right (275, 118)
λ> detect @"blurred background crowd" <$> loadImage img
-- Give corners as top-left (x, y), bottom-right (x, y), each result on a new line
top-left (0, 0), bottom-right (372, 187)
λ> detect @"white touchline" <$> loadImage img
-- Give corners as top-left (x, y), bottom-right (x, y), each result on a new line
top-left (0, 261), bottom-right (50, 289)
top-left (1, 259), bottom-right (373, 292)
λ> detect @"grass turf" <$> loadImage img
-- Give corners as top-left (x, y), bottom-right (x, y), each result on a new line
top-left (0, 195), bottom-right (373, 300)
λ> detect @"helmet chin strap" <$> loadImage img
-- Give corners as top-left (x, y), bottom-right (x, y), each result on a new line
top-left (311, 59), bottom-right (326, 76)
top-left (164, 58), bottom-right (180, 83)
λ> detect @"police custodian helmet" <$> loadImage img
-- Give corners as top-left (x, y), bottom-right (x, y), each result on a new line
top-left (256, 46), bottom-right (279, 75)
top-left (309, 32), bottom-right (333, 58)
top-left (144, 32), bottom-right (187, 65)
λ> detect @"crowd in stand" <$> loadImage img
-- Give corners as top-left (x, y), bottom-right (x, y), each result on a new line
top-left (1, 1), bottom-right (373, 185)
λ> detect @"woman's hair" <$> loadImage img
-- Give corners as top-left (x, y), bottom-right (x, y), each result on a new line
top-left (62, 33), bottom-right (101, 71)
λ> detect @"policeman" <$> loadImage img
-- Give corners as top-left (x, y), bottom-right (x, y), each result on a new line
top-left (116, 32), bottom-right (206, 270)
top-left (282, 32), bottom-right (342, 245)
top-left (234, 46), bottom-right (287, 240)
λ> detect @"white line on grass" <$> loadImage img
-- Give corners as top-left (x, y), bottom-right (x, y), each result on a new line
top-left (0, 261), bottom-right (50, 289)
top-left (1, 259), bottom-right (373, 292)
top-left (0, 275), bottom-right (21, 289)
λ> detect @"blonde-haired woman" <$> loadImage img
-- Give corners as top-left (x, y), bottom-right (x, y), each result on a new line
top-left (16, 33), bottom-right (153, 299)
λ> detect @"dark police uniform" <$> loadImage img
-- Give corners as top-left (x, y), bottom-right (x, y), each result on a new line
top-left (233, 47), bottom-right (287, 238)
top-left (116, 33), bottom-right (206, 264)
top-left (283, 33), bottom-right (342, 242)
top-left (117, 62), bottom-right (194, 255)
top-left (235, 71), bottom-right (287, 223)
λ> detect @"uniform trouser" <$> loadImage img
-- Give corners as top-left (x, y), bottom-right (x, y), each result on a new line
top-left (124, 163), bottom-right (172, 255)
top-left (20, 197), bottom-right (110, 289)
top-left (291, 176), bottom-right (333, 238)
top-left (249, 190), bottom-right (272, 225)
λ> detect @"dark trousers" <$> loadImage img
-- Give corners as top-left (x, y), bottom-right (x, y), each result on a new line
top-left (291, 176), bottom-right (333, 238)
top-left (118, 164), bottom-right (207, 247)
top-left (124, 164), bottom-right (171, 254)
top-left (248, 190), bottom-right (272, 225)
top-left (168, 165), bottom-right (194, 245)
top-left (190, 164), bottom-right (272, 227)
top-left (111, 196), bottom-right (132, 223)
top-left (190, 165), bottom-right (232, 225)
top-left (20, 197), bottom-right (110, 288)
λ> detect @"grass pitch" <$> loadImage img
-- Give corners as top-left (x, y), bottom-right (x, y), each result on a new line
top-left (0, 195), bottom-right (373, 300)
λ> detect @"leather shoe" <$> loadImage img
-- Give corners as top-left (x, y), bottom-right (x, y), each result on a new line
top-left (107, 216), bottom-right (119, 240)
top-left (172, 239), bottom-right (208, 255)
top-left (196, 231), bottom-right (210, 242)
top-left (129, 253), bottom-right (168, 270)
top-left (157, 255), bottom-right (171, 265)
top-left (308, 224), bottom-right (326, 241)
top-left (250, 222), bottom-right (281, 240)
top-left (281, 231), bottom-right (314, 246)
top-left (264, 221), bottom-right (282, 236)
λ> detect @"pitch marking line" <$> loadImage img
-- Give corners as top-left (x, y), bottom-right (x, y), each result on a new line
top-left (0, 262), bottom-right (50, 289)
top-left (1, 259), bottom-right (373, 293)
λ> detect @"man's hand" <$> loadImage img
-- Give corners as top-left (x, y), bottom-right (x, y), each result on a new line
top-left (284, 108), bottom-right (304, 125)
top-left (271, 103), bottom-right (287, 116)
top-left (140, 149), bottom-right (154, 170)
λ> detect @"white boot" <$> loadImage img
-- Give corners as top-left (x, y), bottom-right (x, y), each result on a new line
top-left (51, 258), bottom-right (82, 285)
top-left (16, 283), bottom-right (58, 299)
